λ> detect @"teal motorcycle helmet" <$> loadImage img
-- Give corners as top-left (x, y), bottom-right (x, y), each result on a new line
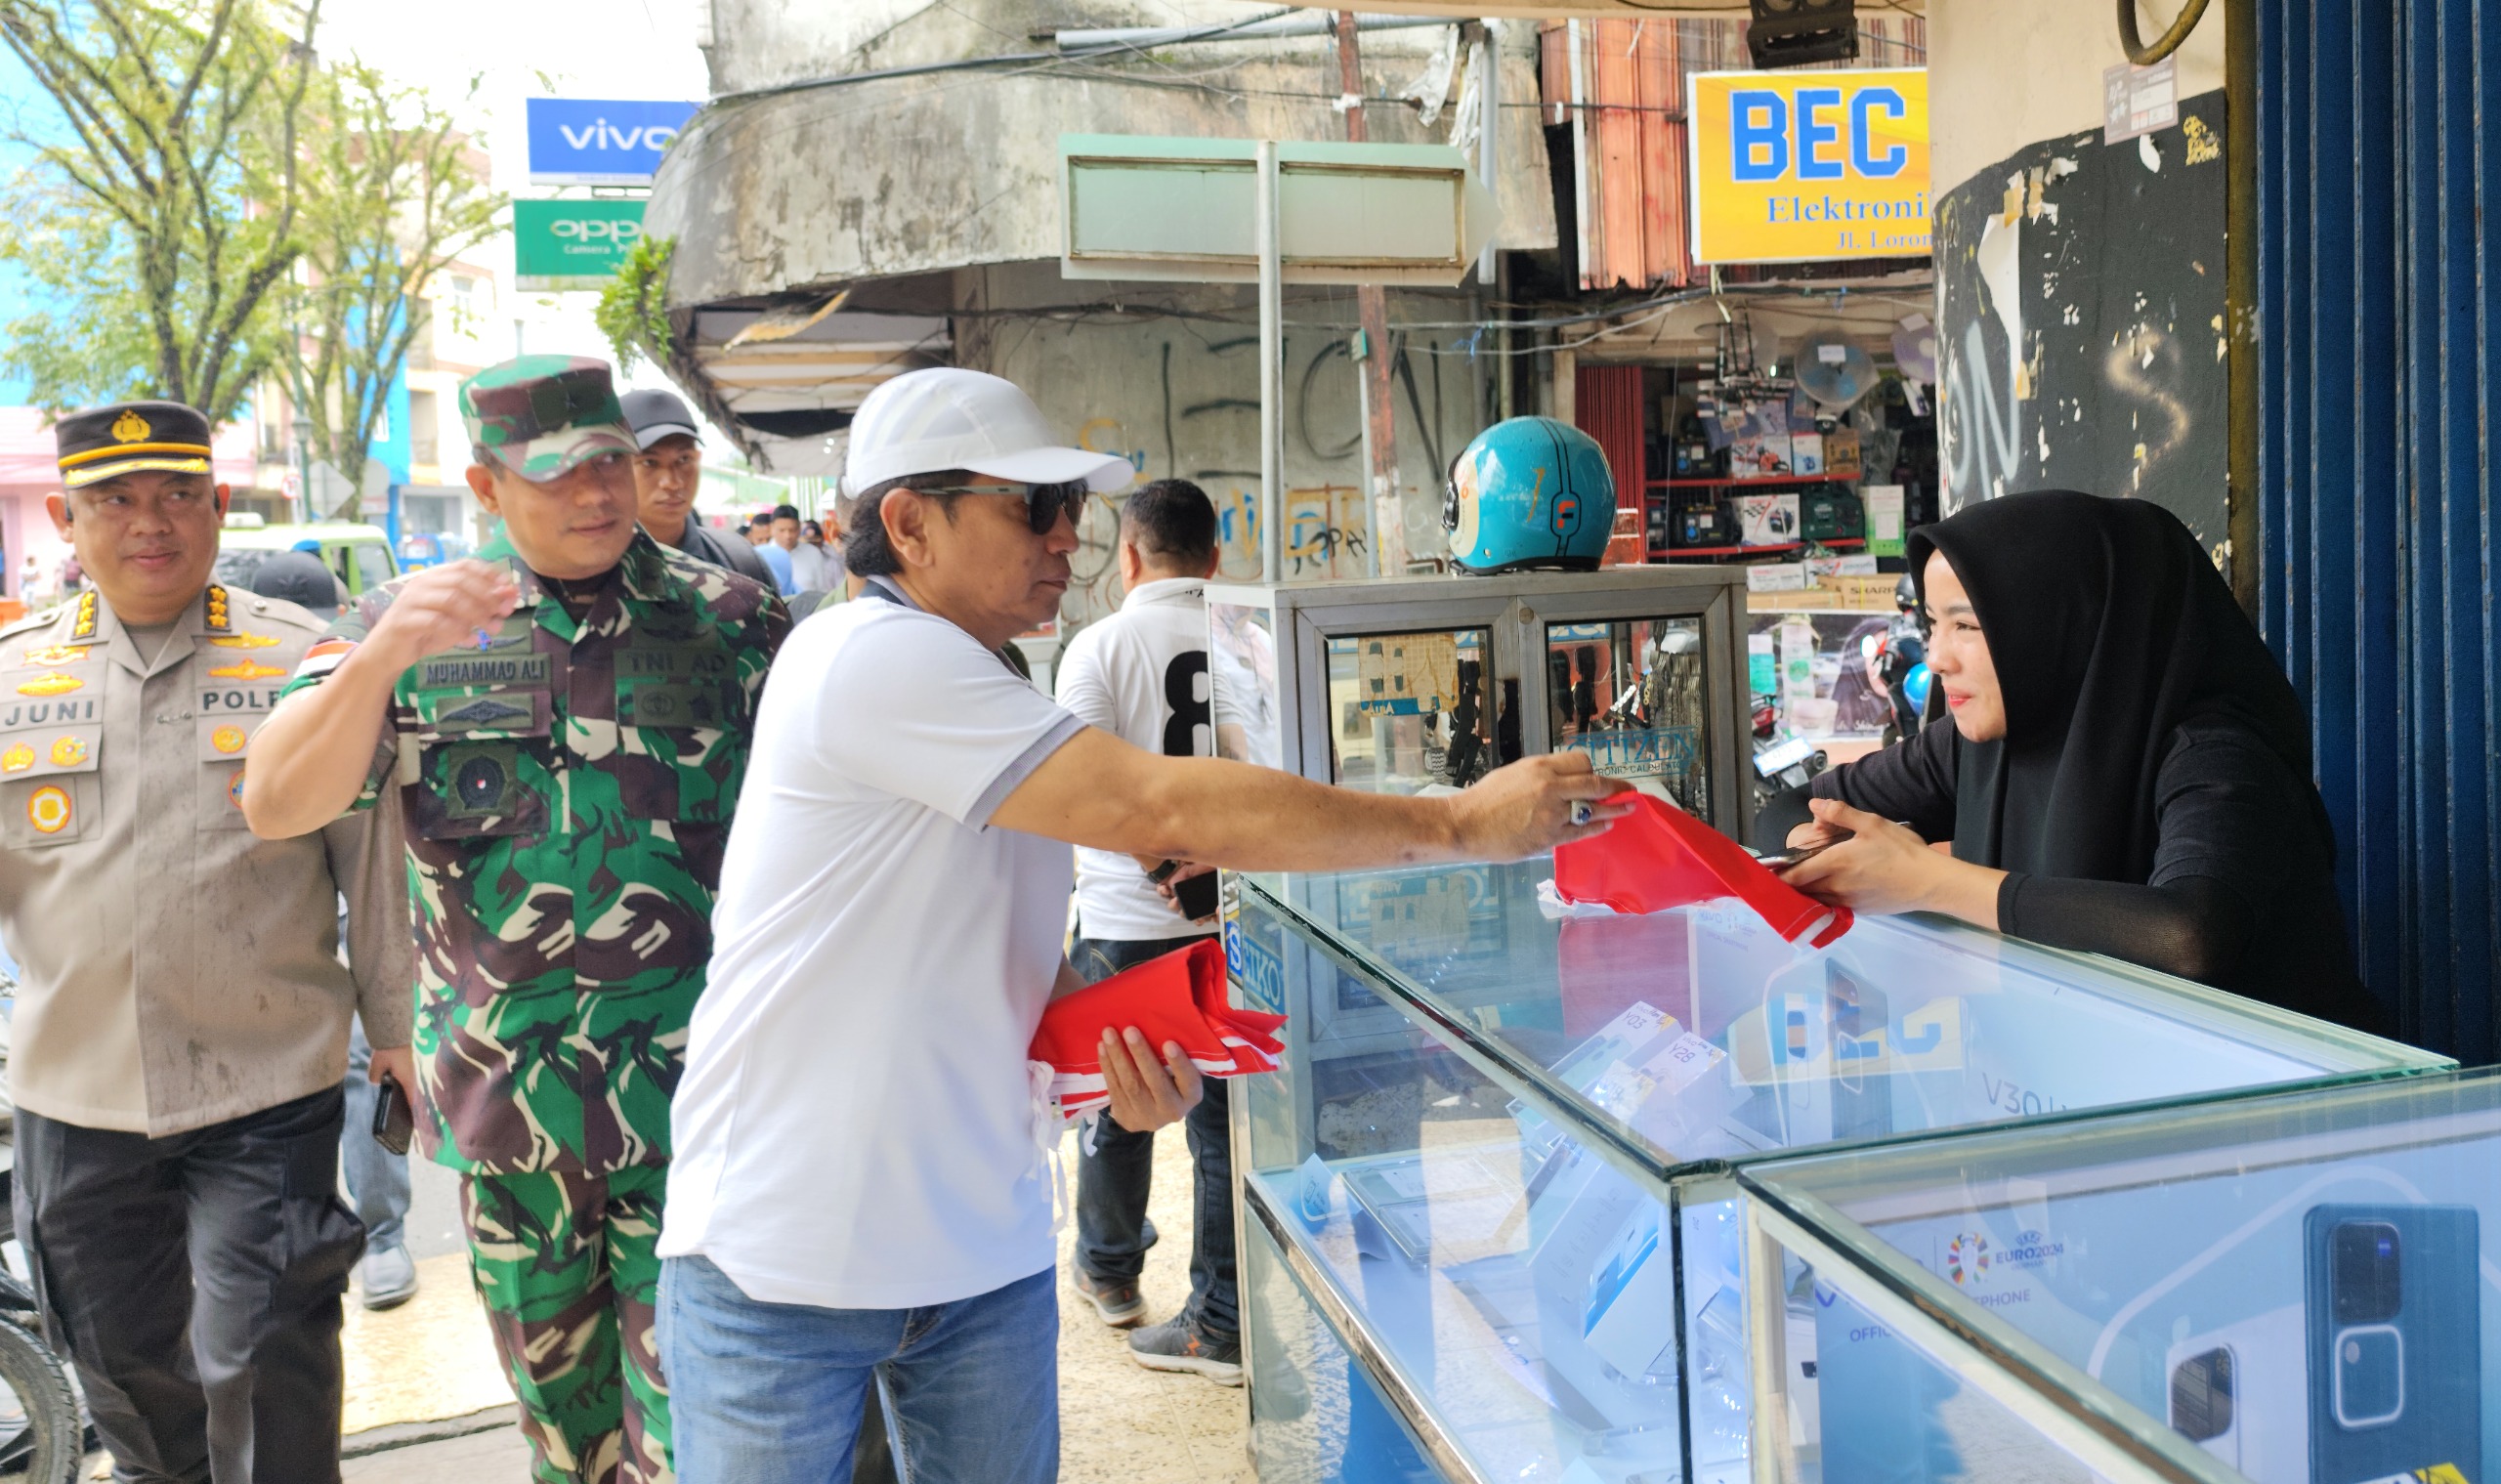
top-left (1442, 416), bottom-right (1617, 573)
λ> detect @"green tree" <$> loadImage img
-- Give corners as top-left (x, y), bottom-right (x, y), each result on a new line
top-left (284, 61), bottom-right (501, 513)
top-left (0, 0), bottom-right (322, 423)
top-left (595, 232), bottom-right (674, 373)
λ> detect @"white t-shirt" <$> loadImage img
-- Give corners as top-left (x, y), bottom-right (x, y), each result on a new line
top-left (1055, 576), bottom-right (1217, 943)
top-left (787, 541), bottom-right (841, 592)
top-left (658, 586), bottom-right (1084, 1309)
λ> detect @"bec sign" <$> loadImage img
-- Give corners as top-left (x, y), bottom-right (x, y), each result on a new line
top-left (1688, 68), bottom-right (1929, 265)
top-left (526, 98), bottom-right (699, 185)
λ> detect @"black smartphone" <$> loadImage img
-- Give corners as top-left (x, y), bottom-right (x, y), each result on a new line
top-left (1174, 869), bottom-right (1221, 922)
top-left (372, 1073), bottom-right (415, 1156)
top-left (1757, 839), bottom-right (1837, 870)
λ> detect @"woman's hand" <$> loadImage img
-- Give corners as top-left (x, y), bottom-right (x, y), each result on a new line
top-left (1777, 798), bottom-right (2007, 927)
top-left (1784, 814), bottom-right (1853, 854)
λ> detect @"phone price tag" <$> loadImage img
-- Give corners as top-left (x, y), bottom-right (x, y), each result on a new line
top-left (1589, 1028), bottom-right (1723, 1117)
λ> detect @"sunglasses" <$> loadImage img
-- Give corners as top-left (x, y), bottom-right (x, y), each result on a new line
top-left (911, 481), bottom-right (1088, 534)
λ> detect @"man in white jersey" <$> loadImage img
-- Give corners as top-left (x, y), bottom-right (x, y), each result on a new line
top-left (1053, 479), bottom-right (1240, 1379)
top-left (656, 367), bottom-right (1632, 1484)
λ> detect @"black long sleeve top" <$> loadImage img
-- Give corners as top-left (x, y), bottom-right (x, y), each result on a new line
top-left (1760, 717), bottom-right (2385, 1034)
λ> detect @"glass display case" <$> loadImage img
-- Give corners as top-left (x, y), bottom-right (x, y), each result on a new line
top-left (1223, 862), bottom-right (2452, 1484)
top-left (1739, 1064), bottom-right (2498, 1484)
top-left (1206, 569), bottom-right (1750, 835)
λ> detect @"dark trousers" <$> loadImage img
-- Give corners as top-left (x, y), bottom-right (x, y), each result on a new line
top-left (15, 1086), bottom-right (363, 1484)
top-left (1071, 933), bottom-right (1239, 1341)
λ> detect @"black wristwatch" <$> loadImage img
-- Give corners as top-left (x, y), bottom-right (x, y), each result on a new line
top-left (1145, 859), bottom-right (1181, 885)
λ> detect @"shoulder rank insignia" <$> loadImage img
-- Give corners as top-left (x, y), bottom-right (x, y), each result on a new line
top-left (48, 735), bottom-right (86, 767)
top-left (68, 590), bottom-right (98, 641)
top-left (17, 672), bottom-right (81, 697)
top-left (205, 658), bottom-right (286, 681)
top-left (203, 583), bottom-right (231, 633)
top-left (25, 784), bottom-right (68, 835)
top-left (20, 645), bottom-right (90, 667)
top-left (207, 632), bottom-right (280, 650)
top-left (0, 744), bottom-right (31, 774)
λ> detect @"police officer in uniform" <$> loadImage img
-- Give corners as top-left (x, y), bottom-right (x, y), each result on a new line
top-left (244, 358), bottom-right (787, 1484)
top-left (0, 401), bottom-right (415, 1482)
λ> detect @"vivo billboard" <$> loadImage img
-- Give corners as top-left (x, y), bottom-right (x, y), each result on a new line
top-left (526, 98), bottom-right (699, 185)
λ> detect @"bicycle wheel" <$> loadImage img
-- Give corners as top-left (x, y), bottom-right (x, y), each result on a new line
top-left (0, 1317), bottom-right (79, 1481)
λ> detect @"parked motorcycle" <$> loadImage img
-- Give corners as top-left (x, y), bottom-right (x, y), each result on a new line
top-left (1873, 572), bottom-right (1931, 747)
top-left (1750, 693), bottom-right (1830, 832)
top-left (0, 988), bottom-right (93, 1483)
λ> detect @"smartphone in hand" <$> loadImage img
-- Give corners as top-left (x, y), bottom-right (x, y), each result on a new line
top-left (1173, 869), bottom-right (1221, 922)
top-left (372, 1072), bottom-right (415, 1156)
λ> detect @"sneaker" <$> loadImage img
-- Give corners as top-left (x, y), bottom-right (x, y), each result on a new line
top-left (358, 1243), bottom-right (418, 1311)
top-left (1128, 1316), bottom-right (1242, 1386)
top-left (1071, 1269), bottom-right (1146, 1327)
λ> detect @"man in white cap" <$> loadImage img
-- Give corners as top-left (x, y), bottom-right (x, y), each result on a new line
top-left (655, 367), bottom-right (1632, 1482)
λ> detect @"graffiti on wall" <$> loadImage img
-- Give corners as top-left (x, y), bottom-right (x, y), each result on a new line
top-left (1002, 304), bottom-right (1495, 646)
top-left (1934, 90), bottom-right (2228, 560)
top-left (1069, 478), bottom-right (1369, 621)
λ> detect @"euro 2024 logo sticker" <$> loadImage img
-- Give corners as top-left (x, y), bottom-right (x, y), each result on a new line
top-left (1936, 1227), bottom-right (2073, 1309)
top-left (1945, 1230), bottom-right (1990, 1287)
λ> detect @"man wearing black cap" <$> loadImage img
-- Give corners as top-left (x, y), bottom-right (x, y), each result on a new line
top-left (0, 400), bottom-right (415, 1481)
top-left (619, 388), bottom-right (777, 588)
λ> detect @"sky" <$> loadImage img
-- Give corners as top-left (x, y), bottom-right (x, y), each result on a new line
top-left (314, 0), bottom-right (712, 196)
top-left (0, 1), bottom-right (720, 438)
top-left (310, 0), bottom-right (722, 435)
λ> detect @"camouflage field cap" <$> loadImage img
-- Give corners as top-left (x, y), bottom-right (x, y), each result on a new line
top-left (459, 355), bottom-right (636, 483)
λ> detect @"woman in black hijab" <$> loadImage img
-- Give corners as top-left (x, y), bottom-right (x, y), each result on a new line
top-left (1769, 489), bottom-right (2386, 1034)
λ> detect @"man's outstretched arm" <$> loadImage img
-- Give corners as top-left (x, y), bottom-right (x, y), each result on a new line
top-left (989, 727), bottom-right (1633, 870)
top-left (246, 561), bottom-right (520, 839)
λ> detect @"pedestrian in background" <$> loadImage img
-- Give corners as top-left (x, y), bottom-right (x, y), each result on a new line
top-left (245, 358), bottom-right (789, 1484)
top-left (621, 389), bottom-right (779, 589)
top-left (246, 552), bottom-right (420, 1313)
top-left (0, 402), bottom-right (415, 1482)
top-left (789, 516), bottom-right (839, 593)
top-left (1054, 479), bottom-right (1243, 1383)
top-left (757, 503), bottom-right (801, 595)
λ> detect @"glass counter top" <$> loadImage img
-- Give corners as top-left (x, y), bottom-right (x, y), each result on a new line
top-left (1740, 1067), bottom-right (2500, 1483)
top-left (1232, 861), bottom-right (2447, 1184)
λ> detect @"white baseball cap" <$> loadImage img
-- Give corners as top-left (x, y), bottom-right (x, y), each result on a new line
top-left (841, 367), bottom-right (1135, 498)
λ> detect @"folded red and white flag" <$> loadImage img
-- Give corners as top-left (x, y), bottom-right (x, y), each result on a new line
top-left (1028, 939), bottom-right (1287, 1118)
top-left (1554, 792), bottom-right (1850, 948)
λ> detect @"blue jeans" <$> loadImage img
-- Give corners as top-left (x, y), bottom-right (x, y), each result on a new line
top-left (1072, 932), bottom-right (1239, 1340)
top-left (659, 1254), bottom-right (1057, 1484)
top-left (338, 1015), bottom-right (409, 1251)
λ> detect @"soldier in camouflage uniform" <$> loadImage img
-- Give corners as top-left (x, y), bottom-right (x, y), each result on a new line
top-left (243, 356), bottom-right (789, 1484)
